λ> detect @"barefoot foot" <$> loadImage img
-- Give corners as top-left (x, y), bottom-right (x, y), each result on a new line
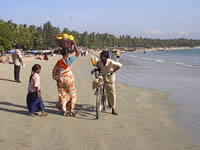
top-left (28, 113), bottom-right (36, 117)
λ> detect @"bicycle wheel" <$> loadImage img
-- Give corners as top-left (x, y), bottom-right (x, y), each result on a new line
top-left (96, 87), bottom-right (102, 119)
top-left (102, 87), bottom-right (106, 111)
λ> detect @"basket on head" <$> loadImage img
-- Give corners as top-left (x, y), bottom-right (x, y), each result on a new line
top-left (57, 39), bottom-right (73, 49)
top-left (55, 33), bottom-right (74, 49)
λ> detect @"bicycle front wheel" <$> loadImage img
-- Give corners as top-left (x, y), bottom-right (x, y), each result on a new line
top-left (96, 87), bottom-right (102, 119)
top-left (102, 87), bottom-right (106, 111)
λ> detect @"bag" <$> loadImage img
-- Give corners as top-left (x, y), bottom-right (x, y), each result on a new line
top-left (90, 55), bottom-right (98, 66)
top-left (92, 79), bottom-right (100, 90)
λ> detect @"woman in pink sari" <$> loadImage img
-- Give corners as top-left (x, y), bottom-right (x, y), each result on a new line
top-left (52, 40), bottom-right (80, 116)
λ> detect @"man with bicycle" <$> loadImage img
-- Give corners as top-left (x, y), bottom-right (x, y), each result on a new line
top-left (98, 51), bottom-right (122, 115)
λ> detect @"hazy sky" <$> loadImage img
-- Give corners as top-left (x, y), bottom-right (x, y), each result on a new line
top-left (0, 0), bottom-right (200, 39)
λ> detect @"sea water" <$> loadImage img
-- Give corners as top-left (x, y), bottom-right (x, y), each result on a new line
top-left (116, 49), bottom-right (200, 142)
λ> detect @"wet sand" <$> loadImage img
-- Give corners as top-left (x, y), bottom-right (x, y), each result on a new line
top-left (0, 55), bottom-right (199, 150)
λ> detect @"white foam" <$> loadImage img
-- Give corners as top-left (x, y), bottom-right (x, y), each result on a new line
top-left (141, 56), bottom-right (194, 68)
top-left (155, 59), bottom-right (166, 63)
top-left (142, 57), bottom-right (155, 61)
top-left (172, 62), bottom-right (194, 67)
top-left (130, 55), bottom-right (137, 58)
top-left (142, 57), bottom-right (166, 63)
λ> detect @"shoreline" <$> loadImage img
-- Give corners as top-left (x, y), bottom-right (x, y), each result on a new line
top-left (111, 46), bottom-right (200, 53)
top-left (117, 51), bottom-right (200, 144)
top-left (0, 55), bottom-right (199, 150)
top-left (117, 79), bottom-right (200, 144)
top-left (146, 46), bottom-right (200, 51)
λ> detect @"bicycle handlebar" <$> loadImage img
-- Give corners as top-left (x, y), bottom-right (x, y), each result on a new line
top-left (91, 67), bottom-right (112, 78)
top-left (91, 68), bottom-right (99, 74)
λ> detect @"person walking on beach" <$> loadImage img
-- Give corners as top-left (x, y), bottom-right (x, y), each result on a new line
top-left (26, 64), bottom-right (48, 117)
top-left (12, 48), bottom-right (24, 82)
top-left (52, 40), bottom-right (80, 116)
top-left (98, 51), bottom-right (122, 115)
top-left (43, 54), bottom-right (49, 60)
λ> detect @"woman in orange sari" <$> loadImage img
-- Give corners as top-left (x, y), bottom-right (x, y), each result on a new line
top-left (52, 40), bottom-right (80, 116)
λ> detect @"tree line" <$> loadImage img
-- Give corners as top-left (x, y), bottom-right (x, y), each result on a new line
top-left (1, 19), bottom-right (200, 51)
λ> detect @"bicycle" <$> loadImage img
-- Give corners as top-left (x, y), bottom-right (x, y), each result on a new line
top-left (91, 68), bottom-right (107, 119)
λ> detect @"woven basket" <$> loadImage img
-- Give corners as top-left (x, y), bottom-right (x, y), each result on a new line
top-left (57, 39), bottom-right (73, 49)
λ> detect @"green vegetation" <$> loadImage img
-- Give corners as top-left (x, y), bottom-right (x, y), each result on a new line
top-left (0, 19), bottom-right (200, 51)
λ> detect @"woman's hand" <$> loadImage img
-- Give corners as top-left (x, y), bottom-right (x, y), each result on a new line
top-left (72, 40), bottom-right (80, 57)
top-left (111, 66), bottom-right (120, 75)
top-left (36, 87), bottom-right (41, 98)
top-left (37, 92), bottom-right (41, 99)
top-left (108, 71), bottom-right (114, 76)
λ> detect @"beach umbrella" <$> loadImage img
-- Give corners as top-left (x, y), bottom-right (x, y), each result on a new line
top-left (31, 50), bottom-right (37, 54)
top-left (7, 50), bottom-right (14, 54)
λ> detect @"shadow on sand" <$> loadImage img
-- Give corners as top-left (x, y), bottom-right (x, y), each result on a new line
top-left (0, 101), bottom-right (97, 119)
top-left (0, 107), bottom-right (28, 116)
top-left (0, 101), bottom-right (27, 116)
top-left (74, 104), bottom-right (96, 120)
top-left (45, 101), bottom-right (97, 120)
top-left (0, 78), bottom-right (16, 83)
top-left (0, 101), bottom-right (26, 109)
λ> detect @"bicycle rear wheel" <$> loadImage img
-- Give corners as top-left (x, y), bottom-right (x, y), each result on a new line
top-left (96, 87), bottom-right (102, 119)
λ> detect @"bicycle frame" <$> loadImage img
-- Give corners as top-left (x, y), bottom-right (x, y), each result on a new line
top-left (91, 67), bottom-right (106, 119)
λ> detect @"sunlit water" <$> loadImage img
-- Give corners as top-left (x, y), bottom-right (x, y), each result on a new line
top-left (115, 49), bottom-right (200, 142)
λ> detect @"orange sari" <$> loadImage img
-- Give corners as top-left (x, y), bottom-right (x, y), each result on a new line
top-left (52, 59), bottom-right (77, 112)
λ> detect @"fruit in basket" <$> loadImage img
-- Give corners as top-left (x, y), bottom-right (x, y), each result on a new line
top-left (56, 36), bottom-right (62, 40)
top-left (68, 35), bottom-right (74, 40)
top-left (55, 33), bottom-right (74, 48)
top-left (61, 33), bottom-right (68, 40)
top-left (60, 33), bottom-right (74, 41)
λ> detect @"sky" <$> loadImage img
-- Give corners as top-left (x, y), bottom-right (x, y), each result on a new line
top-left (0, 0), bottom-right (200, 39)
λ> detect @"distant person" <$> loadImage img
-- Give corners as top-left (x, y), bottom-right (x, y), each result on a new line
top-left (43, 54), bottom-right (48, 60)
top-left (108, 51), bottom-right (112, 58)
top-left (116, 51), bottom-right (120, 58)
top-left (0, 51), bottom-right (5, 56)
top-left (98, 51), bottom-right (122, 115)
top-left (35, 55), bottom-right (42, 60)
top-left (2, 50), bottom-right (5, 56)
top-left (81, 50), bottom-right (84, 56)
top-left (26, 64), bottom-right (48, 117)
top-left (0, 55), bottom-right (3, 63)
top-left (50, 52), bottom-right (55, 57)
top-left (90, 49), bottom-right (94, 55)
top-left (52, 40), bottom-right (80, 116)
top-left (86, 50), bottom-right (88, 55)
top-left (12, 48), bottom-right (24, 83)
top-left (4, 57), bottom-right (13, 64)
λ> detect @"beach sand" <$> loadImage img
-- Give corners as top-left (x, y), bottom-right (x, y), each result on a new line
top-left (0, 55), bottom-right (199, 150)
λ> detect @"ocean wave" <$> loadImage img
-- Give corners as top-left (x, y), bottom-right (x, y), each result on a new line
top-left (142, 57), bottom-right (155, 61)
top-left (141, 57), bottom-right (194, 68)
top-left (155, 59), bottom-right (166, 63)
top-left (142, 57), bottom-right (166, 63)
top-left (130, 55), bottom-right (137, 58)
top-left (172, 62), bottom-right (194, 67)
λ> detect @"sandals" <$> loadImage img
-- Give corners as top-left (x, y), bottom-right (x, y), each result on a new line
top-left (40, 112), bottom-right (48, 116)
top-left (70, 110), bottom-right (76, 117)
top-left (63, 111), bottom-right (67, 116)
